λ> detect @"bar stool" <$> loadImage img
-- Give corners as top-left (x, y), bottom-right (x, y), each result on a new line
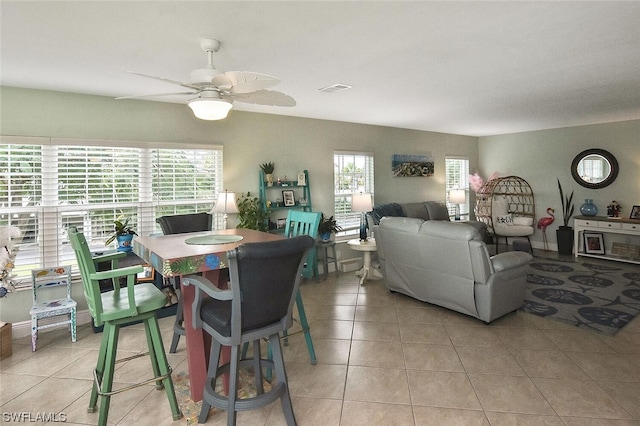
top-left (317, 240), bottom-right (339, 280)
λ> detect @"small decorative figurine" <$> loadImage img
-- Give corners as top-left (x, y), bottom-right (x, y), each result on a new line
top-left (607, 201), bottom-right (621, 217)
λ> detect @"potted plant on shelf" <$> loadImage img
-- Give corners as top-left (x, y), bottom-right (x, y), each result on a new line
top-left (236, 192), bottom-right (270, 232)
top-left (318, 213), bottom-right (343, 241)
top-left (260, 162), bottom-right (275, 187)
top-left (556, 178), bottom-right (575, 255)
top-left (105, 216), bottom-right (138, 252)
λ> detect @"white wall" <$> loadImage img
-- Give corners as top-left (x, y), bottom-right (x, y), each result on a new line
top-left (478, 120), bottom-right (640, 250)
top-left (0, 86), bottom-right (478, 322)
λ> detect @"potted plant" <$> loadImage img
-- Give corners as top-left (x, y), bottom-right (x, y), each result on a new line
top-left (556, 178), bottom-right (575, 255)
top-left (105, 216), bottom-right (138, 252)
top-left (236, 192), bottom-right (270, 232)
top-left (318, 213), bottom-right (343, 241)
top-left (260, 162), bottom-right (275, 187)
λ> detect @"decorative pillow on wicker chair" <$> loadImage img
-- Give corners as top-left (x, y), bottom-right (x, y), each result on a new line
top-left (513, 216), bottom-right (534, 226)
top-left (495, 214), bottom-right (514, 225)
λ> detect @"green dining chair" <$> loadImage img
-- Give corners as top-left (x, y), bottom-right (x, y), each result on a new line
top-left (68, 228), bottom-right (181, 426)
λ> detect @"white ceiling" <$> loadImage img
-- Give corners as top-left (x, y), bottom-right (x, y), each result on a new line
top-left (2, 1), bottom-right (639, 137)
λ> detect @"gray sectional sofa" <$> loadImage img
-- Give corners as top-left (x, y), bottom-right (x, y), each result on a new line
top-left (368, 200), bottom-right (486, 238)
top-left (375, 217), bottom-right (532, 323)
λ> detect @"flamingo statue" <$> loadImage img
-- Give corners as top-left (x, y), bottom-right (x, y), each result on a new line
top-left (537, 207), bottom-right (555, 251)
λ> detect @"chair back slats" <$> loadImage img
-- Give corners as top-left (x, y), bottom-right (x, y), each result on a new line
top-left (227, 235), bottom-right (314, 341)
top-left (284, 210), bottom-right (320, 279)
top-left (284, 210), bottom-right (321, 239)
top-left (32, 266), bottom-right (72, 302)
top-left (68, 230), bottom-right (104, 323)
top-left (157, 213), bottom-right (212, 235)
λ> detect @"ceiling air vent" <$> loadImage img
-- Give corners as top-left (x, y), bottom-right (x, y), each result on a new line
top-left (318, 83), bottom-right (352, 93)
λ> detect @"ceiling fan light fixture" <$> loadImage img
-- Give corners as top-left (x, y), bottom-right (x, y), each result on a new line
top-left (188, 97), bottom-right (232, 120)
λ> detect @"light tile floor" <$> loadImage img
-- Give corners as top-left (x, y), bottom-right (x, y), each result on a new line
top-left (2, 253), bottom-right (640, 425)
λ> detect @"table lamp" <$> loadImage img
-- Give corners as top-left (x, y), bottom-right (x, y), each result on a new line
top-left (212, 190), bottom-right (239, 229)
top-left (352, 193), bottom-right (373, 241)
top-left (449, 189), bottom-right (466, 221)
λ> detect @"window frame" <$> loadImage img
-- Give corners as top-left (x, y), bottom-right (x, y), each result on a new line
top-left (1, 135), bottom-right (223, 289)
top-left (445, 156), bottom-right (470, 220)
top-left (333, 151), bottom-right (375, 238)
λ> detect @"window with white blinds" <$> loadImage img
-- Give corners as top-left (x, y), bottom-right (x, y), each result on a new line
top-left (1, 137), bottom-right (222, 288)
top-left (333, 151), bottom-right (374, 234)
top-left (445, 156), bottom-right (470, 218)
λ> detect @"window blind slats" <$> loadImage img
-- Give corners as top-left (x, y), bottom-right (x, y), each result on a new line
top-left (334, 152), bottom-right (375, 233)
top-left (1, 139), bottom-right (223, 288)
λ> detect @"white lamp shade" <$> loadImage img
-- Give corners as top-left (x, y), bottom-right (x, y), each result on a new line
top-left (212, 191), bottom-right (239, 214)
top-left (188, 98), bottom-right (232, 120)
top-left (352, 193), bottom-right (373, 212)
top-left (449, 189), bottom-right (466, 204)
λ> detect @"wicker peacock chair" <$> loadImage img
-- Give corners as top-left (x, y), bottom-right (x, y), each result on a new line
top-left (474, 176), bottom-right (535, 253)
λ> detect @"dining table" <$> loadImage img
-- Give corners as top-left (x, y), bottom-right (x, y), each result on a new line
top-left (132, 228), bottom-right (282, 402)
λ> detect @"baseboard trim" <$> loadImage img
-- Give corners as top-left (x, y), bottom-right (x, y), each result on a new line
top-left (10, 310), bottom-right (93, 340)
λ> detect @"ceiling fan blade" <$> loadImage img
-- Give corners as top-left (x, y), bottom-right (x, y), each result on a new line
top-left (214, 71), bottom-right (280, 94)
top-left (127, 71), bottom-right (201, 91)
top-left (225, 90), bottom-right (296, 107)
top-left (116, 91), bottom-right (197, 100)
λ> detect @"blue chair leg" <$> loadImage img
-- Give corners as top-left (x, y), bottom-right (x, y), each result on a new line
top-left (295, 291), bottom-right (316, 365)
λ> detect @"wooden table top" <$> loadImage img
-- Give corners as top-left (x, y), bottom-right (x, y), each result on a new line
top-left (132, 228), bottom-right (281, 277)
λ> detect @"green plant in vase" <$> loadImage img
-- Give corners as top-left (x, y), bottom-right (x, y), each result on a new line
top-left (260, 162), bottom-right (275, 187)
top-left (318, 213), bottom-right (343, 241)
top-left (236, 192), bottom-right (270, 232)
top-left (556, 178), bottom-right (575, 255)
top-left (105, 216), bottom-right (138, 252)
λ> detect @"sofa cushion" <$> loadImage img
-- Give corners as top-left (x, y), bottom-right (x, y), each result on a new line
top-left (400, 202), bottom-right (431, 221)
top-left (371, 203), bottom-right (405, 225)
top-left (425, 201), bottom-right (450, 221)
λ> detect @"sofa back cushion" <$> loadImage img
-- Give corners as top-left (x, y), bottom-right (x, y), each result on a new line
top-left (400, 202), bottom-right (431, 221)
top-left (371, 203), bottom-right (405, 225)
top-left (424, 201), bottom-right (450, 221)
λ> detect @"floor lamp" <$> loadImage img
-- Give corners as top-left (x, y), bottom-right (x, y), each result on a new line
top-left (352, 193), bottom-right (373, 241)
top-left (212, 190), bottom-right (239, 229)
top-left (449, 189), bottom-right (466, 221)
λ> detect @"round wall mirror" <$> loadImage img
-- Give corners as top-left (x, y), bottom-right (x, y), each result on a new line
top-left (571, 148), bottom-right (619, 189)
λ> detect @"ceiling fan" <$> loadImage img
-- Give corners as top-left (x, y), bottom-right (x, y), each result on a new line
top-left (117, 38), bottom-right (295, 120)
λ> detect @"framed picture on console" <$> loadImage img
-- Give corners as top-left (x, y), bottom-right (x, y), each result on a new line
top-left (584, 232), bottom-right (605, 255)
top-left (630, 205), bottom-right (640, 220)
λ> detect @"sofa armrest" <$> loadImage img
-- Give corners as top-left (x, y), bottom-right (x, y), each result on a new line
top-left (491, 251), bottom-right (533, 272)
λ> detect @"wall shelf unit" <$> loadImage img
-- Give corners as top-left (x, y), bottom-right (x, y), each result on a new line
top-left (574, 215), bottom-right (640, 265)
top-left (259, 169), bottom-right (313, 233)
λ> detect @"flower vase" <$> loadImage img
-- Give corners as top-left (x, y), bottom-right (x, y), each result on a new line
top-left (266, 174), bottom-right (273, 187)
top-left (116, 234), bottom-right (134, 252)
top-left (580, 199), bottom-right (598, 217)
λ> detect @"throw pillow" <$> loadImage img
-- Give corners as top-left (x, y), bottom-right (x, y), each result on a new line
top-left (513, 216), bottom-right (534, 226)
top-left (495, 214), bottom-right (514, 225)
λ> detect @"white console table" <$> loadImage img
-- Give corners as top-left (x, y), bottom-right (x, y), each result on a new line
top-left (573, 215), bottom-right (640, 264)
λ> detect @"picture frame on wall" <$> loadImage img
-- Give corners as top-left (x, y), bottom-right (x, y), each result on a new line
top-left (584, 232), bottom-right (605, 255)
top-left (630, 205), bottom-right (640, 220)
top-left (282, 190), bottom-right (295, 207)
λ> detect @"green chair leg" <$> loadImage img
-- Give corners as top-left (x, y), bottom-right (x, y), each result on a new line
top-left (88, 326), bottom-right (110, 413)
top-left (144, 320), bottom-right (163, 390)
top-left (98, 323), bottom-right (119, 426)
top-left (147, 316), bottom-right (181, 420)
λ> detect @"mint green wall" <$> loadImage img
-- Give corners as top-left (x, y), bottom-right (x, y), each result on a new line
top-left (0, 86), bottom-right (478, 322)
top-left (479, 120), bottom-right (640, 250)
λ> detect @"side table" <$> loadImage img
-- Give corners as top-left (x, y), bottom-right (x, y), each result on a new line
top-left (347, 238), bottom-right (382, 285)
top-left (317, 240), bottom-right (339, 280)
